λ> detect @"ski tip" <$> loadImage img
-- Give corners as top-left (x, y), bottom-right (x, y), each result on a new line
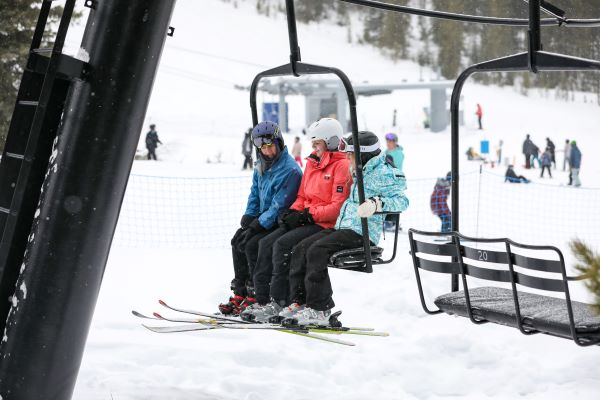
top-left (153, 312), bottom-right (163, 319)
top-left (158, 299), bottom-right (167, 306)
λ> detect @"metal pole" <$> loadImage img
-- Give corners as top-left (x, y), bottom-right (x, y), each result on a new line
top-left (285, 0), bottom-right (301, 75)
top-left (0, 1), bottom-right (176, 399)
top-left (528, 0), bottom-right (542, 72)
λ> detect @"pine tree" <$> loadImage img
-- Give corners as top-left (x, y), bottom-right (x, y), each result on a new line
top-left (0, 1), bottom-right (66, 152)
top-left (431, 2), bottom-right (465, 79)
top-left (570, 239), bottom-right (600, 314)
top-left (379, 0), bottom-right (410, 61)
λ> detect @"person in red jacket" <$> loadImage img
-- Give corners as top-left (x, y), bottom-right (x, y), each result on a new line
top-left (241, 118), bottom-right (351, 322)
top-left (475, 103), bottom-right (483, 130)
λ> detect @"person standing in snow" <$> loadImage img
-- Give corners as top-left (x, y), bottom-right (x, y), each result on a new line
top-left (540, 147), bottom-right (552, 178)
top-left (563, 138), bottom-right (571, 171)
top-left (291, 136), bottom-right (303, 167)
top-left (241, 128), bottom-right (253, 170)
top-left (569, 140), bottom-right (582, 187)
top-left (285, 132), bottom-right (409, 326)
top-left (496, 139), bottom-right (504, 165)
top-left (546, 137), bottom-right (556, 169)
top-left (522, 134), bottom-right (535, 169)
top-left (219, 121), bottom-right (302, 315)
top-left (145, 124), bottom-right (162, 160)
top-left (475, 103), bottom-right (483, 130)
top-left (430, 172), bottom-right (452, 233)
top-left (241, 118), bottom-right (351, 322)
top-left (384, 132), bottom-right (404, 232)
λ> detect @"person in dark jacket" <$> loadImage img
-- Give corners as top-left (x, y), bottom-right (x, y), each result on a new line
top-left (522, 134), bottom-right (535, 169)
top-left (145, 124), bottom-right (162, 160)
top-left (219, 121), bottom-right (302, 315)
top-left (546, 137), bottom-right (556, 168)
top-left (540, 147), bottom-right (552, 178)
top-left (430, 172), bottom-right (451, 232)
top-left (241, 128), bottom-right (253, 170)
top-left (505, 165), bottom-right (529, 183)
top-left (569, 140), bottom-right (582, 187)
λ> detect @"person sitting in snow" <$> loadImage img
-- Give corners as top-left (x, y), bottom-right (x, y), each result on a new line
top-left (240, 118), bottom-right (352, 322)
top-left (219, 121), bottom-right (302, 315)
top-left (285, 131), bottom-right (409, 326)
top-left (505, 165), bottom-right (530, 183)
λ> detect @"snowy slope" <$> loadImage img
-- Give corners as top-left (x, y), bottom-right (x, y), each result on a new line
top-left (70, 1), bottom-right (600, 399)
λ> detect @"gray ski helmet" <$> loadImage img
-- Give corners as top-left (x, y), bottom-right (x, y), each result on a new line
top-left (341, 131), bottom-right (381, 165)
top-left (251, 121), bottom-right (284, 151)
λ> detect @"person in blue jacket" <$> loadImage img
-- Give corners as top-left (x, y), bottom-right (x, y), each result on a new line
top-left (287, 131), bottom-right (409, 326)
top-left (219, 122), bottom-right (302, 315)
top-left (384, 132), bottom-right (404, 231)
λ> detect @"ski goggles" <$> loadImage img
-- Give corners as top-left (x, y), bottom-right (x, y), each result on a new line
top-left (338, 136), bottom-right (380, 153)
top-left (253, 134), bottom-right (276, 149)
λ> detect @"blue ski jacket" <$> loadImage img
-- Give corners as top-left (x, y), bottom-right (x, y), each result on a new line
top-left (335, 154), bottom-right (409, 245)
top-left (244, 146), bottom-right (302, 229)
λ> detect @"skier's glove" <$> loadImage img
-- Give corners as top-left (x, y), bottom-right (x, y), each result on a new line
top-left (281, 208), bottom-right (314, 230)
top-left (235, 219), bottom-right (266, 251)
top-left (240, 214), bottom-right (256, 229)
top-left (357, 197), bottom-right (383, 218)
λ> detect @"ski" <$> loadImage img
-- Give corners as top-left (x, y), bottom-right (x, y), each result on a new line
top-left (157, 299), bottom-right (387, 336)
top-left (152, 312), bottom-right (235, 325)
top-left (131, 310), bottom-right (234, 325)
top-left (159, 299), bottom-right (249, 324)
top-left (142, 323), bottom-right (355, 346)
top-left (143, 323), bottom-right (216, 333)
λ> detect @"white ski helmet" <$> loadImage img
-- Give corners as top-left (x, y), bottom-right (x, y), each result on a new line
top-left (307, 118), bottom-right (343, 151)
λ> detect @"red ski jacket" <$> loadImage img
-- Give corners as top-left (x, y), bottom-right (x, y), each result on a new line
top-left (290, 151), bottom-right (352, 229)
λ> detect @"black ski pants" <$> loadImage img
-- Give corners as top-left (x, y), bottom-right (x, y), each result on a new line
top-left (147, 147), bottom-right (157, 160)
top-left (230, 227), bottom-right (276, 297)
top-left (242, 155), bottom-right (253, 170)
top-left (289, 229), bottom-right (365, 311)
top-left (269, 224), bottom-right (324, 305)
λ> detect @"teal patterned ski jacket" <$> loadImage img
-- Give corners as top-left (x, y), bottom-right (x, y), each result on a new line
top-left (334, 154), bottom-right (409, 245)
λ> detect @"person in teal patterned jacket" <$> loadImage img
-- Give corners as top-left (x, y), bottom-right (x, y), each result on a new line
top-left (287, 131), bottom-right (409, 326)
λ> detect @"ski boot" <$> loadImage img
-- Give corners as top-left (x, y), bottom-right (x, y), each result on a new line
top-left (282, 308), bottom-right (343, 328)
top-left (239, 296), bottom-right (257, 313)
top-left (218, 295), bottom-right (245, 315)
top-left (241, 301), bottom-right (282, 323)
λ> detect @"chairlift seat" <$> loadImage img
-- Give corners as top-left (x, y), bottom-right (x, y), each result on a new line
top-left (435, 286), bottom-right (600, 341)
top-left (329, 246), bottom-right (384, 272)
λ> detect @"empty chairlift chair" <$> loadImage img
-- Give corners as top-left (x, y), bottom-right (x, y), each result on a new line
top-left (408, 229), bottom-right (600, 346)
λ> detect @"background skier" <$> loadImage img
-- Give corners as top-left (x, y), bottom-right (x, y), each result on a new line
top-left (145, 124), bottom-right (162, 160)
top-left (430, 172), bottom-right (451, 233)
top-left (241, 128), bottom-right (253, 170)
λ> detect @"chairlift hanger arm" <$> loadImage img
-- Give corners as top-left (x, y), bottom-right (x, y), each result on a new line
top-left (338, 0), bottom-right (600, 27)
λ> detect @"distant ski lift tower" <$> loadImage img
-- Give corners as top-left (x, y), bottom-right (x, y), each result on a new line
top-left (258, 78), bottom-right (456, 132)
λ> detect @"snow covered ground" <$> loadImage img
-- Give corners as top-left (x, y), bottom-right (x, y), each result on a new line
top-left (68, 1), bottom-right (600, 399)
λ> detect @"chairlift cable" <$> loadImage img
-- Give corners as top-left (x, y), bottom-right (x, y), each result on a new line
top-left (338, 0), bottom-right (600, 27)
